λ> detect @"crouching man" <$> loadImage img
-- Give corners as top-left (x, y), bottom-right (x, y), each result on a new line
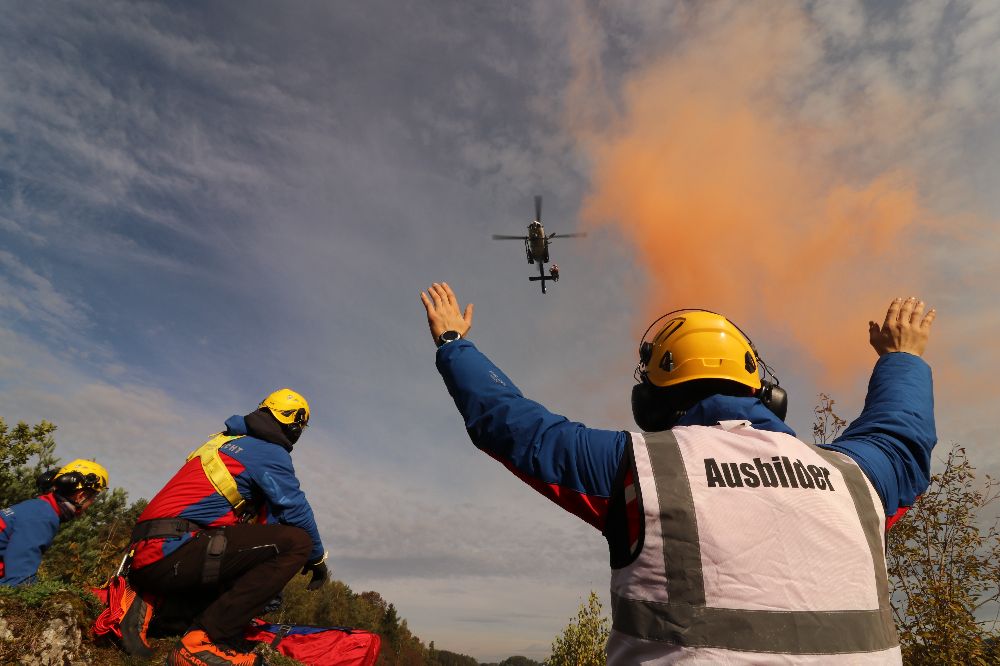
top-left (128, 389), bottom-right (329, 666)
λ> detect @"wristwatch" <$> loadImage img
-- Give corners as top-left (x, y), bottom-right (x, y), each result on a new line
top-left (436, 330), bottom-right (462, 347)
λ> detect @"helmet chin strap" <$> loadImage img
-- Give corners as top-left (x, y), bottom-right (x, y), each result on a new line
top-left (54, 495), bottom-right (81, 521)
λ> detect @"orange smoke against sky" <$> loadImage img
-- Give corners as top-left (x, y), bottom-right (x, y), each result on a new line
top-left (570, 4), bottom-right (937, 385)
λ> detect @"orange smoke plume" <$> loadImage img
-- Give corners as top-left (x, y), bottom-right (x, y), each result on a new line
top-left (571, 4), bottom-right (932, 383)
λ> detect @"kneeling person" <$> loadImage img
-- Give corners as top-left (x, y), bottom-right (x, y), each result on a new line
top-left (128, 389), bottom-right (329, 666)
top-left (0, 460), bottom-right (109, 586)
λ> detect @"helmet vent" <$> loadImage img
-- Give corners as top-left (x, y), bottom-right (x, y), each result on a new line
top-left (745, 351), bottom-right (757, 373)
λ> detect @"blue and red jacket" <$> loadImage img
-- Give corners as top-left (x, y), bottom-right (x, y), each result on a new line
top-left (132, 415), bottom-right (325, 569)
top-left (0, 494), bottom-right (63, 586)
top-left (435, 339), bottom-right (936, 549)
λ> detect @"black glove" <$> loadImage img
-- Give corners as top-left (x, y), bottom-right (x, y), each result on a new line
top-left (262, 592), bottom-right (284, 614)
top-left (301, 556), bottom-right (330, 591)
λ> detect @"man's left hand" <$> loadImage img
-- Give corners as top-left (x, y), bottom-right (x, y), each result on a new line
top-left (301, 558), bottom-right (330, 591)
top-left (420, 282), bottom-right (474, 346)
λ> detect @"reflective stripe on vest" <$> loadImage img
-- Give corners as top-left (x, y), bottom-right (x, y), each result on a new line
top-left (610, 427), bottom-right (898, 657)
top-left (187, 433), bottom-right (247, 516)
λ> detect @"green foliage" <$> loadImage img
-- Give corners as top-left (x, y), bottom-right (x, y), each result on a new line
top-left (0, 578), bottom-right (99, 611)
top-left (41, 491), bottom-right (147, 586)
top-left (887, 444), bottom-right (1000, 665)
top-left (489, 657), bottom-right (543, 666)
top-left (0, 416), bottom-right (59, 507)
top-left (544, 591), bottom-right (609, 666)
top-left (427, 642), bottom-right (479, 665)
top-left (254, 644), bottom-right (308, 666)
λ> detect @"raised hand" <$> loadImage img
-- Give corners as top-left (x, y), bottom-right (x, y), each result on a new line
top-left (420, 282), bottom-right (474, 345)
top-left (868, 297), bottom-right (936, 357)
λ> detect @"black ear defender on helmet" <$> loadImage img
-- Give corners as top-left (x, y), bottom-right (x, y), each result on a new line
top-left (758, 379), bottom-right (788, 421)
top-left (630, 309), bottom-right (790, 431)
top-left (53, 471), bottom-right (85, 497)
top-left (36, 468), bottom-right (59, 494)
top-left (746, 338), bottom-right (788, 422)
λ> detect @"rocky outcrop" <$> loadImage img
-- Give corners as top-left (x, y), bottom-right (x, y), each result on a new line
top-left (22, 601), bottom-right (86, 665)
top-left (0, 592), bottom-right (90, 666)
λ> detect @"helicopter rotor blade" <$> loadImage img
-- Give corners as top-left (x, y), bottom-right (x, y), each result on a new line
top-left (547, 232), bottom-right (588, 239)
top-left (492, 234), bottom-right (528, 240)
top-left (534, 195), bottom-right (542, 223)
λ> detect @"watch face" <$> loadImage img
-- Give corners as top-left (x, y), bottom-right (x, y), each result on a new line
top-left (439, 330), bottom-right (460, 345)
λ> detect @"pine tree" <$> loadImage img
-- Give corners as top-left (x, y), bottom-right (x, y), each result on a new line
top-left (0, 417), bottom-right (59, 507)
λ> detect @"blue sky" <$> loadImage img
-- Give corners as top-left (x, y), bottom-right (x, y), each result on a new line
top-left (2, 1), bottom-right (999, 661)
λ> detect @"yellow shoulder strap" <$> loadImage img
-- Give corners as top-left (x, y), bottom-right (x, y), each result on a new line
top-left (187, 433), bottom-right (247, 515)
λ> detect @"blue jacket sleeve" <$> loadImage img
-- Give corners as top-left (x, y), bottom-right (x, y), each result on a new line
top-left (820, 352), bottom-right (936, 515)
top-left (436, 339), bottom-right (627, 530)
top-left (250, 449), bottom-right (325, 561)
top-left (0, 500), bottom-right (60, 586)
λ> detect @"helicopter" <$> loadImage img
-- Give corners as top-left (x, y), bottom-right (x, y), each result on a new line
top-left (491, 195), bottom-right (586, 294)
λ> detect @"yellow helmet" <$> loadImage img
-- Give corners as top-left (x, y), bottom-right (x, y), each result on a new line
top-left (638, 310), bottom-right (761, 390)
top-left (54, 459), bottom-right (109, 493)
top-left (259, 388), bottom-right (310, 426)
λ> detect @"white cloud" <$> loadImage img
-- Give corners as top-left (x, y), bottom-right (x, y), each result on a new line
top-left (0, 249), bottom-right (90, 339)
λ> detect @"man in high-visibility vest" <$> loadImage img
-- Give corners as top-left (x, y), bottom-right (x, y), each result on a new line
top-left (421, 282), bottom-right (936, 664)
top-left (128, 389), bottom-right (328, 666)
top-left (0, 459), bottom-right (109, 586)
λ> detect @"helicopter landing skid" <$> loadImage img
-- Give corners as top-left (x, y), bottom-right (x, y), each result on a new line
top-left (528, 275), bottom-right (554, 294)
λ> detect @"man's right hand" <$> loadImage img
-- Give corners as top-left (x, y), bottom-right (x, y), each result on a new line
top-left (869, 297), bottom-right (936, 357)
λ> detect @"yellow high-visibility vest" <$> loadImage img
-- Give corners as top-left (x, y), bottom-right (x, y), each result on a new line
top-left (187, 433), bottom-right (248, 516)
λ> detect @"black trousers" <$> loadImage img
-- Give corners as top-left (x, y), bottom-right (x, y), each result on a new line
top-left (129, 524), bottom-right (312, 643)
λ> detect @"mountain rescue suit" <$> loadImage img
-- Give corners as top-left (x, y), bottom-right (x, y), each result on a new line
top-left (0, 494), bottom-right (73, 586)
top-left (1, 459), bottom-right (109, 586)
top-left (434, 340), bottom-right (935, 664)
top-left (128, 410), bottom-right (325, 645)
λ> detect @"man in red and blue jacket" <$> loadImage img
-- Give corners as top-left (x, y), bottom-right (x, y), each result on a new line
top-left (1, 459), bottom-right (109, 586)
top-left (128, 389), bottom-right (328, 666)
top-left (421, 283), bottom-right (936, 664)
